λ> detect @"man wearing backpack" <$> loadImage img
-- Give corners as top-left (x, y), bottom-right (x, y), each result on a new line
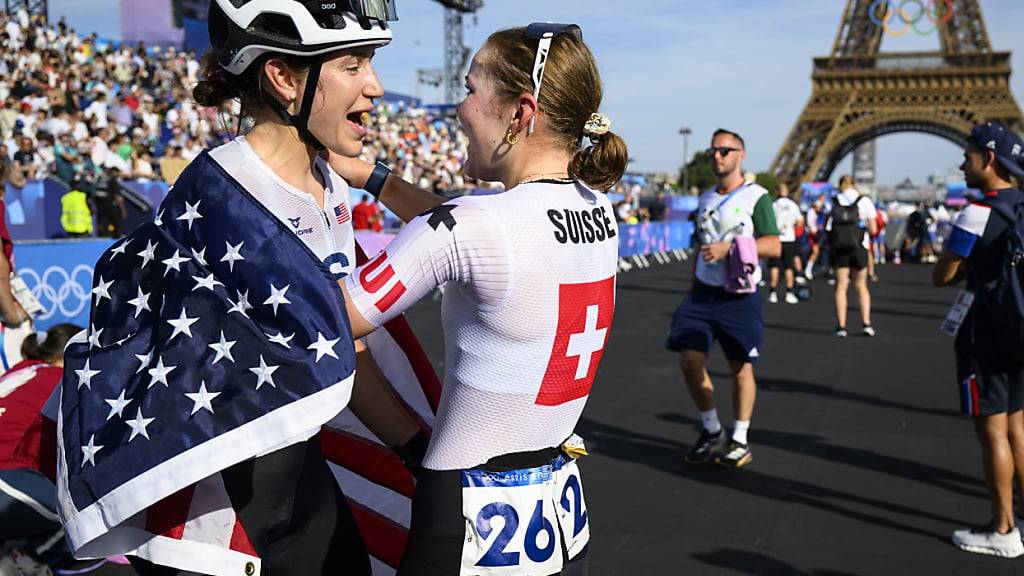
top-left (934, 122), bottom-right (1024, 558)
top-left (826, 175), bottom-right (878, 337)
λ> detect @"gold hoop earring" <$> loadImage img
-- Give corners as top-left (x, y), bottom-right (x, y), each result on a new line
top-left (505, 127), bottom-right (520, 146)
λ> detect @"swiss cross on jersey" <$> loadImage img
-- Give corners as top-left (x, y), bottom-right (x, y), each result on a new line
top-left (536, 277), bottom-right (615, 406)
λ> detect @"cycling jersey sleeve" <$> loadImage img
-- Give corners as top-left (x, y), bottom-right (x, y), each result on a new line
top-left (344, 198), bottom-right (510, 327)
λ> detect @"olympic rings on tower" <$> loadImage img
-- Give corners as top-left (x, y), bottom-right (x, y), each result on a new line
top-left (868, 0), bottom-right (954, 37)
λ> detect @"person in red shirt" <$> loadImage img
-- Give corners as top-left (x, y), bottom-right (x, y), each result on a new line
top-left (0, 324), bottom-right (81, 566)
top-left (351, 194), bottom-right (375, 231)
top-left (370, 198), bottom-right (384, 232)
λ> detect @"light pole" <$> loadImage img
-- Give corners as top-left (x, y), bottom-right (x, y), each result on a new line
top-left (679, 127), bottom-right (692, 194)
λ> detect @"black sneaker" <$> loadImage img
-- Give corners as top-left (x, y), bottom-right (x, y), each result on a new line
top-left (685, 429), bottom-right (727, 465)
top-left (715, 440), bottom-right (753, 468)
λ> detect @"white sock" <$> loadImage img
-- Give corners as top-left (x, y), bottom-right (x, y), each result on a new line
top-left (700, 409), bottom-right (722, 435)
top-left (732, 420), bottom-right (750, 445)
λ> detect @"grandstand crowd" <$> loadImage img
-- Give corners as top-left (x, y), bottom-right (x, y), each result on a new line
top-left (0, 8), bottom-right (472, 199)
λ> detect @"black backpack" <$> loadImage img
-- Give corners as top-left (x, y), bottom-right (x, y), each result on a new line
top-left (973, 198), bottom-right (1024, 363)
top-left (828, 198), bottom-right (863, 251)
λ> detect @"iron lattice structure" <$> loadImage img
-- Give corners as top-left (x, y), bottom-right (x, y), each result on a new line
top-left (4, 0), bottom-right (46, 21)
top-left (437, 0), bottom-right (482, 104)
top-left (770, 0), bottom-right (1024, 189)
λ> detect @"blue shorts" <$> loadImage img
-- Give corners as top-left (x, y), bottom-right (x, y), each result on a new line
top-left (666, 281), bottom-right (764, 364)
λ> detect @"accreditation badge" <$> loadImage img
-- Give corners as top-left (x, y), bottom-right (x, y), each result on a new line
top-left (941, 290), bottom-right (974, 336)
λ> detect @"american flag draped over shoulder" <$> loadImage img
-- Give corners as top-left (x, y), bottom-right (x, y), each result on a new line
top-left (57, 153), bottom-right (358, 575)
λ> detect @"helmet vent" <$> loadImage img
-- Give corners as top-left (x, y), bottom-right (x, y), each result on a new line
top-left (249, 13), bottom-right (302, 44)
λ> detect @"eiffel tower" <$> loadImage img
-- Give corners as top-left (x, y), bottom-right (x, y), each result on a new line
top-left (770, 0), bottom-right (1024, 189)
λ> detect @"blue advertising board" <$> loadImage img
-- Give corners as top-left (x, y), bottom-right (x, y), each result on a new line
top-left (14, 239), bottom-right (114, 331)
top-left (618, 220), bottom-right (693, 258)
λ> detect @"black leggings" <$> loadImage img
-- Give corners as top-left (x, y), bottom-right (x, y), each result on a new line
top-left (130, 437), bottom-right (370, 576)
top-left (398, 449), bottom-right (589, 576)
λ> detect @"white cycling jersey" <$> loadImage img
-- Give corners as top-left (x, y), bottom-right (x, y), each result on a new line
top-left (209, 137), bottom-right (356, 279)
top-left (346, 181), bottom-right (619, 470)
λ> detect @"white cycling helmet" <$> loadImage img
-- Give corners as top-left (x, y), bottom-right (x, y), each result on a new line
top-left (210, 0), bottom-right (397, 75)
top-left (207, 0), bottom-right (398, 150)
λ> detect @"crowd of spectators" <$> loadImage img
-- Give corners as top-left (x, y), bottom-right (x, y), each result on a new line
top-left (0, 8), bottom-right (473, 203)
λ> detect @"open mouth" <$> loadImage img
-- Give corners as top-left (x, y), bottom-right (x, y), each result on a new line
top-left (346, 111), bottom-right (371, 132)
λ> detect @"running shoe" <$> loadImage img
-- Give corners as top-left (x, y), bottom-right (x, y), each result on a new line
top-left (835, 327), bottom-right (848, 338)
top-left (715, 440), bottom-right (753, 468)
top-left (804, 268), bottom-right (814, 280)
top-left (768, 291), bottom-right (778, 304)
top-left (862, 325), bottom-right (876, 337)
top-left (684, 429), bottom-right (727, 465)
top-left (785, 292), bottom-right (799, 304)
top-left (951, 525), bottom-right (1024, 558)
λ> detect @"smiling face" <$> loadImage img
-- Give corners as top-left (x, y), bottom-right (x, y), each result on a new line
top-left (456, 53), bottom-right (514, 183)
top-left (302, 47), bottom-right (383, 158)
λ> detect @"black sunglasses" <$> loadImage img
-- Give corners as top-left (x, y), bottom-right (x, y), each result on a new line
top-left (525, 23), bottom-right (583, 134)
top-left (706, 146), bottom-right (743, 158)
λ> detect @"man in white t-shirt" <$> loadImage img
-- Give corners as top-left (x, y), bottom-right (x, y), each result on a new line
top-left (667, 129), bottom-right (781, 469)
top-left (825, 175), bottom-right (878, 337)
top-left (768, 182), bottom-right (803, 304)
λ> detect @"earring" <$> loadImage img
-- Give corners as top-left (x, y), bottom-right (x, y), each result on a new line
top-left (505, 126), bottom-right (520, 146)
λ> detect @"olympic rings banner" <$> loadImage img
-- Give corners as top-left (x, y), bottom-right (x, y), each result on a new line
top-left (868, 0), bottom-right (954, 37)
top-left (13, 239), bottom-right (115, 330)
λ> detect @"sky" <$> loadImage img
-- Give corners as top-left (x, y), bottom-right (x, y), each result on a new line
top-left (48, 0), bottom-right (1024, 186)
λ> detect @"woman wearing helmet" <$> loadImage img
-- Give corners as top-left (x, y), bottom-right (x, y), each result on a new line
top-left (125, 1), bottom-right (417, 574)
top-left (334, 23), bottom-right (628, 575)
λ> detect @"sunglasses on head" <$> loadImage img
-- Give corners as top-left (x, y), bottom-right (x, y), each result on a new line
top-left (705, 146), bottom-right (742, 158)
top-left (525, 22), bottom-right (583, 135)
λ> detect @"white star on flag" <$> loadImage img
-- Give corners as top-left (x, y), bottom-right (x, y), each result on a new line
top-left (109, 239), bottom-right (131, 261)
top-left (308, 332), bottom-right (340, 362)
top-left (104, 390), bottom-right (131, 421)
top-left (191, 247), bottom-right (208, 267)
top-left (264, 284), bottom-right (291, 315)
top-left (135, 349), bottom-right (152, 374)
top-left (266, 331), bottom-right (294, 349)
top-left (81, 435), bottom-right (103, 468)
top-left (127, 287), bottom-right (151, 318)
top-left (147, 356), bottom-right (176, 388)
top-left (192, 273), bottom-right (224, 292)
top-left (161, 250), bottom-right (190, 276)
top-left (228, 290), bottom-right (253, 317)
top-left (177, 200), bottom-right (203, 230)
top-left (137, 240), bottom-right (158, 268)
top-left (208, 331), bottom-right (236, 364)
top-left (221, 241), bottom-right (245, 272)
top-left (154, 209), bottom-right (165, 226)
top-left (126, 409), bottom-right (155, 442)
top-left (249, 355), bottom-right (279, 390)
top-left (167, 308), bottom-right (200, 341)
top-left (88, 325), bottom-right (104, 349)
top-left (75, 359), bottom-right (101, 390)
top-left (92, 276), bottom-right (113, 303)
top-left (185, 381), bottom-right (220, 416)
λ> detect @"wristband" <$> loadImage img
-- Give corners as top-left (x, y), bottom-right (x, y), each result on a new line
top-left (365, 162), bottom-right (392, 199)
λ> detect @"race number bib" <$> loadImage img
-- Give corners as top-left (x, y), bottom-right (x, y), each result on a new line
top-left (941, 290), bottom-right (974, 336)
top-left (460, 456), bottom-right (589, 575)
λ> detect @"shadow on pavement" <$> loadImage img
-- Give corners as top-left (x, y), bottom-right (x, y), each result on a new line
top-left (692, 549), bottom-right (862, 576)
top-left (577, 415), bottom-right (956, 540)
top-left (707, 373), bottom-right (962, 420)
